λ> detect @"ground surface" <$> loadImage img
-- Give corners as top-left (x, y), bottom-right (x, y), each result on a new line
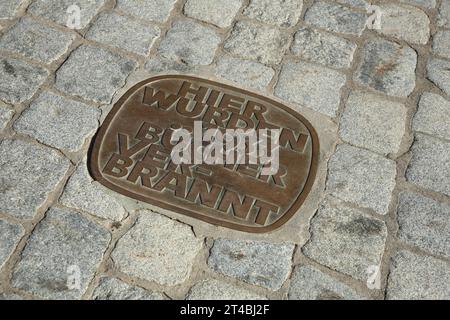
top-left (0, 0), bottom-right (449, 300)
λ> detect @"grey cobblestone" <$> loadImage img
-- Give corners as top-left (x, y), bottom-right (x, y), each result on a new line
top-left (243, 0), bottom-right (303, 27)
top-left (0, 103), bottom-right (14, 131)
top-left (397, 192), bottom-right (450, 258)
top-left (184, 0), bottom-right (243, 28)
top-left (355, 39), bottom-right (417, 97)
top-left (145, 56), bottom-right (193, 73)
top-left (0, 219), bottom-right (24, 269)
top-left (92, 277), bottom-right (166, 300)
top-left (86, 13), bottom-right (160, 56)
top-left (0, 293), bottom-right (23, 300)
top-left (0, 0), bottom-right (27, 20)
top-left (437, 0), bottom-right (450, 28)
top-left (0, 58), bottom-right (48, 104)
top-left (28, 0), bottom-right (106, 30)
top-left (224, 21), bottom-right (290, 65)
top-left (335, 0), bottom-right (369, 9)
top-left (413, 93), bottom-right (450, 140)
top-left (339, 91), bottom-right (407, 156)
top-left (55, 45), bottom-right (136, 103)
top-left (116, 0), bottom-right (177, 23)
top-left (386, 251), bottom-right (450, 299)
top-left (0, 18), bottom-right (76, 64)
top-left (0, 139), bottom-right (70, 220)
top-left (111, 211), bottom-right (203, 286)
top-left (208, 239), bottom-right (294, 290)
top-left (432, 30), bottom-right (450, 60)
top-left (304, 1), bottom-right (367, 36)
top-left (215, 56), bottom-right (275, 91)
top-left (14, 92), bottom-right (100, 152)
top-left (406, 133), bottom-right (450, 196)
top-left (303, 200), bottom-right (387, 282)
top-left (274, 61), bottom-right (346, 117)
top-left (158, 19), bottom-right (220, 66)
top-left (187, 279), bottom-right (266, 300)
top-left (427, 58), bottom-right (450, 96)
top-left (288, 265), bottom-right (363, 300)
top-left (401, 0), bottom-right (436, 8)
top-left (60, 161), bottom-right (127, 221)
top-left (326, 144), bottom-right (397, 215)
top-left (12, 207), bottom-right (111, 299)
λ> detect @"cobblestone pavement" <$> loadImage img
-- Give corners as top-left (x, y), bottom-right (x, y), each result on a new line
top-left (0, 0), bottom-right (449, 300)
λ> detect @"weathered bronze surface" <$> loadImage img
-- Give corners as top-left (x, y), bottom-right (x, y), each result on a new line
top-left (89, 75), bottom-right (319, 233)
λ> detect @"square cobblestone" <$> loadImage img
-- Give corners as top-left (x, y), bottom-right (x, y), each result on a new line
top-left (224, 21), bottom-right (290, 65)
top-left (413, 93), bottom-right (450, 140)
top-left (158, 19), bottom-right (221, 66)
top-left (0, 58), bottom-right (48, 104)
top-left (86, 13), bottom-right (160, 56)
top-left (339, 91), bottom-right (407, 156)
top-left (432, 30), bottom-right (450, 60)
top-left (116, 0), bottom-right (177, 23)
top-left (386, 250), bottom-right (450, 299)
top-left (111, 211), bottom-right (203, 286)
top-left (288, 265), bottom-right (363, 300)
top-left (92, 277), bottom-right (166, 300)
top-left (215, 56), bottom-right (275, 91)
top-left (326, 144), bottom-right (397, 215)
top-left (355, 39), bottom-right (417, 97)
top-left (291, 27), bottom-right (357, 69)
top-left (397, 192), bottom-right (450, 258)
top-left (0, 103), bottom-right (14, 131)
top-left (304, 1), bottom-right (367, 36)
top-left (427, 58), bottom-right (450, 96)
top-left (335, 0), bottom-right (369, 9)
top-left (406, 133), bottom-right (450, 196)
top-left (0, 18), bottom-right (75, 64)
top-left (0, 139), bottom-right (70, 220)
top-left (0, 0), bottom-right (27, 19)
top-left (55, 45), bottom-right (136, 103)
top-left (401, 0), bottom-right (436, 8)
top-left (303, 200), bottom-right (387, 281)
top-left (187, 279), bottom-right (266, 300)
top-left (145, 56), bottom-right (193, 73)
top-left (208, 239), bottom-right (294, 290)
top-left (28, 0), bottom-right (106, 29)
top-left (14, 92), bottom-right (100, 152)
top-left (0, 219), bottom-right (24, 269)
top-left (12, 207), bottom-right (111, 299)
top-left (184, 0), bottom-right (243, 28)
top-left (438, 0), bottom-right (450, 28)
top-left (243, 0), bottom-right (303, 27)
top-left (274, 61), bottom-right (346, 117)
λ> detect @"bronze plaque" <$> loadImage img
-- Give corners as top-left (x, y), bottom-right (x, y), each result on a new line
top-left (89, 75), bottom-right (319, 233)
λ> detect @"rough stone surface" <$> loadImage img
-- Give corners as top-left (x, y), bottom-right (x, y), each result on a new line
top-left (377, 4), bottom-right (430, 45)
top-left (406, 133), bottom-right (450, 196)
top-left (28, 0), bottom-right (106, 29)
top-left (0, 103), bottom-right (14, 131)
top-left (92, 277), bottom-right (166, 300)
top-left (243, 0), bottom-right (303, 27)
top-left (0, 18), bottom-right (75, 64)
top-left (0, 293), bottom-right (23, 300)
top-left (14, 92), bottom-right (100, 152)
top-left (304, 1), bottom-right (367, 36)
top-left (0, 219), bottom-right (24, 269)
top-left (60, 162), bottom-right (126, 221)
top-left (274, 61), bottom-right (346, 117)
top-left (12, 207), bottom-right (111, 299)
top-left (432, 30), bottom-right (450, 60)
top-left (0, 139), bottom-right (70, 220)
top-left (187, 279), bottom-right (266, 300)
top-left (326, 144), bottom-right (397, 215)
top-left (111, 211), bottom-right (203, 286)
top-left (224, 21), bottom-right (290, 65)
top-left (215, 56), bottom-right (275, 91)
top-left (427, 58), bottom-right (450, 96)
top-left (355, 39), bottom-right (417, 97)
top-left (303, 201), bottom-right (387, 281)
top-left (386, 251), bottom-right (450, 299)
top-left (86, 13), bottom-right (160, 56)
top-left (401, 0), bottom-right (436, 8)
top-left (158, 19), bottom-right (220, 66)
top-left (184, 0), bottom-right (242, 28)
top-left (397, 192), bottom-right (450, 258)
top-left (336, 0), bottom-right (369, 9)
top-left (208, 239), bottom-right (294, 290)
top-left (339, 91), bottom-right (407, 155)
top-left (55, 45), bottom-right (136, 103)
top-left (116, 0), bottom-right (177, 23)
top-left (413, 92), bottom-right (450, 140)
top-left (291, 27), bottom-right (357, 69)
top-left (145, 56), bottom-right (193, 73)
top-left (438, 0), bottom-right (450, 28)
top-left (288, 265), bottom-right (363, 300)
top-left (0, 58), bottom-right (48, 104)
top-left (0, 0), bottom-right (26, 19)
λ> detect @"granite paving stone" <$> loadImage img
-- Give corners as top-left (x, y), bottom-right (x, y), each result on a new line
top-left (427, 58), bottom-right (450, 96)
top-left (92, 277), bottom-right (166, 300)
top-left (187, 279), bottom-right (266, 300)
top-left (413, 92), bottom-right (450, 140)
top-left (184, 0), bottom-right (243, 28)
top-left (243, 0), bottom-right (304, 27)
top-left (116, 0), bottom-right (177, 23)
top-left (0, 219), bottom-right (24, 269)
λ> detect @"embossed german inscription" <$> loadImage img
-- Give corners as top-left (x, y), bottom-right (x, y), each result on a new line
top-left (89, 75), bottom-right (319, 233)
